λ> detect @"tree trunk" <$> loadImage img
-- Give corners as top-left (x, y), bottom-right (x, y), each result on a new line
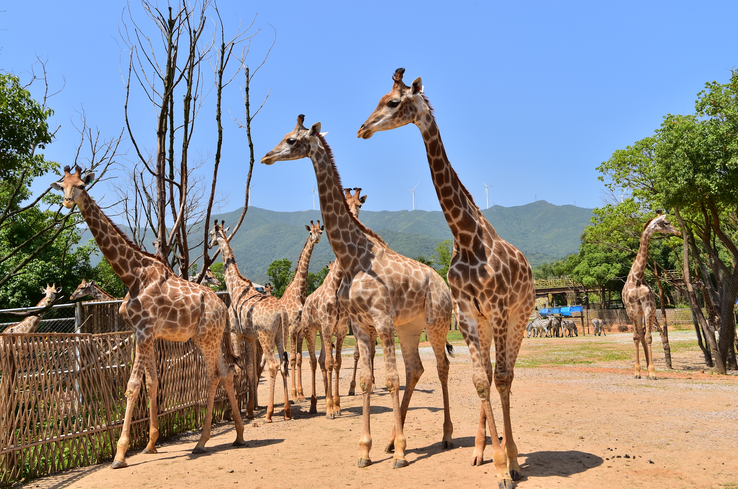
top-left (718, 279), bottom-right (738, 370)
top-left (692, 316), bottom-right (713, 366)
top-left (653, 266), bottom-right (672, 369)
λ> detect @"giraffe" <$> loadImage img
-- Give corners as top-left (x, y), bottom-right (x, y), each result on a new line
top-left (358, 68), bottom-right (536, 487)
top-left (50, 166), bottom-right (245, 468)
top-left (262, 115), bottom-right (454, 468)
top-left (262, 283), bottom-right (273, 296)
top-left (193, 269), bottom-right (222, 288)
top-left (621, 214), bottom-right (680, 380)
top-left (1, 284), bottom-right (62, 334)
top-left (70, 278), bottom-right (117, 301)
top-left (209, 220), bottom-right (291, 422)
top-left (279, 220), bottom-right (324, 402)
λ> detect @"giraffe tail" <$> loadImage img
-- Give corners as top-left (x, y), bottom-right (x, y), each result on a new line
top-left (446, 341), bottom-right (455, 358)
top-left (225, 307), bottom-right (240, 360)
top-left (280, 309), bottom-right (289, 377)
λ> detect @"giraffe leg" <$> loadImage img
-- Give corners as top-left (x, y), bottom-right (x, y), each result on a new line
top-left (217, 345), bottom-right (246, 446)
top-left (306, 328), bottom-right (318, 414)
top-left (348, 345), bottom-right (360, 396)
top-left (644, 313), bottom-right (657, 380)
top-left (276, 327), bottom-right (292, 420)
top-left (141, 353), bottom-right (159, 454)
top-left (111, 339), bottom-right (151, 469)
top-left (333, 324), bottom-right (347, 416)
top-left (244, 340), bottom-right (256, 419)
top-left (354, 327), bottom-right (374, 468)
top-left (295, 330), bottom-right (306, 402)
top-left (386, 324), bottom-right (424, 454)
top-left (259, 337), bottom-right (279, 423)
top-left (192, 348), bottom-right (221, 453)
top-left (429, 323), bottom-right (453, 449)
top-left (318, 329), bottom-right (334, 418)
top-left (290, 328), bottom-right (298, 401)
top-left (633, 316), bottom-right (644, 379)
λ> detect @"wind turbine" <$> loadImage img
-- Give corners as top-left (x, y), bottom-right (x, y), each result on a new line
top-left (407, 181), bottom-right (420, 211)
top-left (310, 185), bottom-right (318, 210)
top-left (483, 182), bottom-right (495, 210)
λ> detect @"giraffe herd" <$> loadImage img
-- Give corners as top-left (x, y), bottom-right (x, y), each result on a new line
top-left (26, 67), bottom-right (678, 488)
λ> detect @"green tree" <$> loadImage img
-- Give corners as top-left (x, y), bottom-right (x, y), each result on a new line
top-left (267, 258), bottom-right (294, 299)
top-left (432, 239), bottom-right (453, 283)
top-left (208, 262), bottom-right (227, 292)
top-left (306, 266), bottom-right (330, 296)
top-left (88, 256), bottom-right (127, 299)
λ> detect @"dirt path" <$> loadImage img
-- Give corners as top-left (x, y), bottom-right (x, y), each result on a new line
top-left (28, 332), bottom-right (738, 489)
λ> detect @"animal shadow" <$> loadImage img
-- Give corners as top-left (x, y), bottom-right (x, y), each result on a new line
top-left (519, 450), bottom-right (603, 479)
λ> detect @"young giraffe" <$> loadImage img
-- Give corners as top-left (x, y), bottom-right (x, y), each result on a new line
top-left (281, 220), bottom-right (324, 402)
top-left (70, 278), bottom-right (117, 301)
top-left (51, 166), bottom-right (245, 468)
top-left (209, 221), bottom-right (291, 421)
top-left (1, 284), bottom-right (62, 334)
top-left (359, 68), bottom-right (536, 487)
top-left (263, 116), bottom-right (454, 468)
top-left (622, 214), bottom-right (680, 380)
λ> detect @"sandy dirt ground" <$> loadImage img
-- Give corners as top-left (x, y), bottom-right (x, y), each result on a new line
top-left (24, 331), bottom-right (738, 489)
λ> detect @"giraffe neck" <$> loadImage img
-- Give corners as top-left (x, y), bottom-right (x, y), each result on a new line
top-left (282, 235), bottom-right (317, 304)
top-left (217, 234), bottom-right (254, 298)
top-left (10, 297), bottom-right (48, 334)
top-left (628, 229), bottom-right (654, 285)
top-left (91, 285), bottom-right (116, 301)
top-left (310, 140), bottom-right (370, 272)
top-left (77, 192), bottom-right (154, 288)
top-left (415, 116), bottom-right (487, 249)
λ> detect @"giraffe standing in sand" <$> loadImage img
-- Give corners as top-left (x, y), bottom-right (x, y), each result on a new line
top-left (70, 278), bottom-right (117, 301)
top-left (1, 284), bottom-right (62, 334)
top-left (280, 220), bottom-right (323, 402)
top-left (209, 220), bottom-right (291, 422)
top-left (51, 166), bottom-right (245, 468)
top-left (621, 214), bottom-right (680, 380)
top-left (263, 116), bottom-right (454, 468)
top-left (358, 68), bottom-right (535, 488)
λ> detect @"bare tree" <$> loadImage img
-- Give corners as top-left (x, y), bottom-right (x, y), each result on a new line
top-left (118, 0), bottom-right (271, 282)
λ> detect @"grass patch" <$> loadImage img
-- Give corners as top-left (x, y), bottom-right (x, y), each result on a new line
top-left (517, 340), bottom-right (632, 368)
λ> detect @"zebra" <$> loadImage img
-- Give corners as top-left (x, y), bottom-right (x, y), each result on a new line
top-left (592, 318), bottom-right (606, 336)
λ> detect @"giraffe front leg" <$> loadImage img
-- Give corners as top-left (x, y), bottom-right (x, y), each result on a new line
top-left (295, 330), bottom-right (306, 402)
top-left (644, 314), bottom-right (657, 380)
top-left (318, 331), bottom-right (334, 419)
top-left (377, 324), bottom-right (409, 469)
top-left (354, 327), bottom-right (374, 468)
top-left (193, 352), bottom-right (221, 454)
top-left (290, 329), bottom-right (298, 402)
top-left (111, 340), bottom-right (150, 469)
top-left (142, 354), bottom-right (159, 454)
top-left (306, 329), bottom-right (318, 414)
top-left (332, 329), bottom-right (347, 416)
top-left (348, 345), bottom-right (359, 396)
top-left (218, 350), bottom-right (246, 446)
top-left (633, 319), bottom-right (644, 379)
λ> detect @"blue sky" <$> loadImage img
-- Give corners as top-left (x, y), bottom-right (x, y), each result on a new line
top-left (3, 1), bottom-right (737, 214)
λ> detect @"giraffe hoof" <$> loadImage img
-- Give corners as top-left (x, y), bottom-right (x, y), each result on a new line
top-left (348, 389), bottom-right (355, 396)
top-left (497, 479), bottom-right (514, 489)
top-left (392, 458), bottom-right (409, 469)
top-left (471, 454), bottom-right (484, 466)
top-left (110, 460), bottom-right (128, 469)
top-left (634, 374), bottom-right (641, 379)
top-left (142, 447), bottom-right (157, 454)
top-left (233, 439), bottom-right (247, 447)
top-left (441, 440), bottom-right (454, 450)
top-left (298, 396), bottom-right (306, 402)
top-left (192, 446), bottom-right (206, 454)
top-left (510, 469), bottom-right (521, 481)
top-left (326, 412), bottom-right (335, 420)
top-left (357, 458), bottom-right (372, 468)
top-left (309, 406), bottom-right (317, 415)
top-left (385, 441), bottom-right (395, 453)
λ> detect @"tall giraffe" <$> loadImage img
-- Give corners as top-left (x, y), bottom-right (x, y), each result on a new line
top-left (1, 284), bottom-right (61, 334)
top-left (281, 220), bottom-right (323, 401)
top-left (209, 220), bottom-right (291, 421)
top-left (622, 214), bottom-right (680, 379)
top-left (263, 116), bottom-right (453, 468)
top-left (359, 68), bottom-right (536, 487)
top-left (70, 278), bottom-right (117, 301)
top-left (51, 166), bottom-right (245, 468)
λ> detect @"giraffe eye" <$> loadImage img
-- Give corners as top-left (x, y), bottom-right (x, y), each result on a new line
top-left (286, 138), bottom-right (296, 145)
top-left (387, 100), bottom-right (400, 108)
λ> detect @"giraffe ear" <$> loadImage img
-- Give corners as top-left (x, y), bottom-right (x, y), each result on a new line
top-left (411, 77), bottom-right (423, 95)
top-left (56, 286), bottom-right (63, 293)
top-left (319, 132), bottom-right (329, 137)
top-left (83, 172), bottom-right (95, 185)
top-left (305, 224), bottom-right (311, 232)
top-left (359, 195), bottom-right (368, 204)
top-left (50, 181), bottom-right (63, 191)
top-left (225, 226), bottom-right (231, 234)
top-left (309, 122), bottom-right (322, 137)
top-left (40, 287), bottom-right (46, 293)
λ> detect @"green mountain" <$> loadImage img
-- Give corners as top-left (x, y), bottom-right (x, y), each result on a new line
top-left (82, 201), bottom-right (591, 283)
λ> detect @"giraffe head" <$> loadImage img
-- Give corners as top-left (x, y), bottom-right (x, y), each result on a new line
top-left (305, 220), bottom-right (324, 245)
top-left (208, 220), bottom-right (231, 249)
top-left (644, 213), bottom-right (680, 238)
top-left (263, 283), bottom-right (273, 295)
top-left (41, 283), bottom-right (62, 304)
top-left (70, 278), bottom-right (96, 300)
top-left (50, 165), bottom-right (95, 208)
top-left (357, 68), bottom-right (428, 139)
top-left (261, 115), bottom-right (327, 165)
top-left (344, 188), bottom-right (367, 218)
top-left (202, 269), bottom-right (222, 288)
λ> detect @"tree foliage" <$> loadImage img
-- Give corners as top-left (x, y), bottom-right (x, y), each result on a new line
top-left (306, 266), bottom-right (329, 296)
top-left (266, 258), bottom-right (293, 299)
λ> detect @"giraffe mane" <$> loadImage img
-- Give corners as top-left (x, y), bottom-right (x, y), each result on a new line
top-left (315, 133), bottom-right (388, 247)
top-left (642, 215), bottom-right (657, 232)
top-left (421, 93), bottom-right (480, 211)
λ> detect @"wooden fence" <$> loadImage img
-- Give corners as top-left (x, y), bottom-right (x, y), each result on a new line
top-left (0, 332), bottom-right (248, 487)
